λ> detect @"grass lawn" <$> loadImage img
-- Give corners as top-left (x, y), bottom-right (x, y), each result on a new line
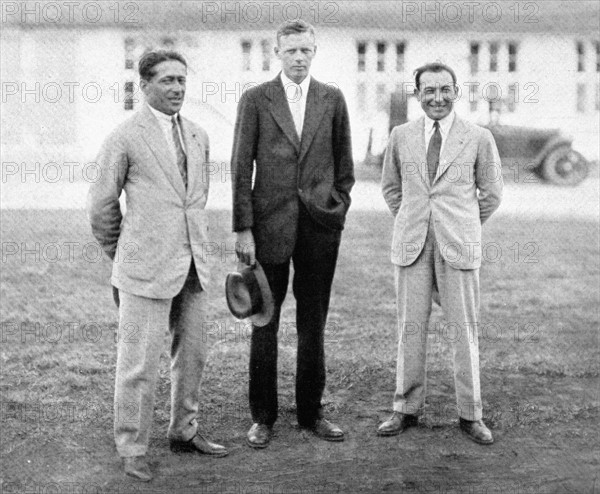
top-left (1, 207), bottom-right (598, 493)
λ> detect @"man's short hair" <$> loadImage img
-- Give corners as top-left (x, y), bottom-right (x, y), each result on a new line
top-left (138, 50), bottom-right (187, 81)
top-left (276, 20), bottom-right (315, 45)
top-left (414, 62), bottom-right (457, 88)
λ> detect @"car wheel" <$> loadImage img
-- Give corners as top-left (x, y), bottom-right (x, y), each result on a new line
top-left (541, 146), bottom-right (589, 186)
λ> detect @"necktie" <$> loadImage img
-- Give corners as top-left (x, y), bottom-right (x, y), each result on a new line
top-left (171, 116), bottom-right (187, 188)
top-left (427, 121), bottom-right (441, 184)
top-left (289, 84), bottom-right (303, 138)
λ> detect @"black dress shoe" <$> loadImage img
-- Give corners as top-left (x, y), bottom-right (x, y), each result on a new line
top-left (247, 423), bottom-right (272, 448)
top-left (305, 419), bottom-right (344, 442)
top-left (377, 412), bottom-right (418, 436)
top-left (459, 418), bottom-right (494, 445)
top-left (169, 433), bottom-right (229, 457)
top-left (123, 456), bottom-right (152, 482)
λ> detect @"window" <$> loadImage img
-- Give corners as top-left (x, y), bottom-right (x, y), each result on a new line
top-left (489, 42), bottom-right (498, 72)
top-left (576, 83), bottom-right (586, 113)
top-left (467, 82), bottom-right (478, 112)
top-left (357, 42), bottom-right (366, 72)
top-left (596, 41), bottom-right (600, 72)
top-left (124, 37), bottom-right (135, 70)
top-left (377, 42), bottom-right (386, 72)
top-left (577, 41), bottom-right (585, 72)
top-left (508, 42), bottom-right (518, 72)
top-left (261, 39), bottom-right (271, 72)
top-left (469, 42), bottom-right (479, 75)
top-left (241, 41), bottom-right (252, 71)
top-left (507, 83), bottom-right (518, 112)
top-left (489, 43), bottom-right (499, 72)
top-left (396, 42), bottom-right (405, 72)
top-left (124, 81), bottom-right (135, 111)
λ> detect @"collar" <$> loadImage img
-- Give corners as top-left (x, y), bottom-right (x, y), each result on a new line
top-left (424, 111), bottom-right (455, 136)
top-left (147, 103), bottom-right (179, 124)
top-left (280, 72), bottom-right (310, 98)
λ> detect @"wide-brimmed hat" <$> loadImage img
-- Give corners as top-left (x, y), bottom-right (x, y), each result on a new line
top-left (225, 261), bottom-right (274, 327)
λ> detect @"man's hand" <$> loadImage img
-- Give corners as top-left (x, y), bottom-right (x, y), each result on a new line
top-left (235, 229), bottom-right (256, 266)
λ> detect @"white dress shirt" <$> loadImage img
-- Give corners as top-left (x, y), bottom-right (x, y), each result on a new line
top-left (281, 72), bottom-right (310, 138)
top-left (147, 104), bottom-right (187, 161)
top-left (424, 111), bottom-right (455, 156)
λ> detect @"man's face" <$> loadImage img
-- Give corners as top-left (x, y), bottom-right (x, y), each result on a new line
top-left (416, 70), bottom-right (457, 120)
top-left (275, 32), bottom-right (316, 84)
top-left (140, 60), bottom-right (187, 115)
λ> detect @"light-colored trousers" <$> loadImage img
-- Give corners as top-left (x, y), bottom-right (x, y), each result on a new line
top-left (393, 222), bottom-right (483, 421)
top-left (114, 268), bottom-right (208, 457)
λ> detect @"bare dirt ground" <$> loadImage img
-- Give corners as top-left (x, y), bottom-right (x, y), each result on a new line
top-left (1, 173), bottom-right (599, 494)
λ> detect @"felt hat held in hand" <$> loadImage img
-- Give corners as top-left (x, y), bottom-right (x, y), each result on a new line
top-left (225, 261), bottom-right (274, 327)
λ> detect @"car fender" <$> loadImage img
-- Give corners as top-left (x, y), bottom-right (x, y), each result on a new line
top-left (534, 134), bottom-right (573, 168)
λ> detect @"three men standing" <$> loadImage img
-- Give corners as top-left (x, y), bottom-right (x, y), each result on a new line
top-left (231, 20), bottom-right (355, 447)
top-left (90, 31), bottom-right (500, 485)
top-left (379, 63), bottom-right (503, 444)
top-left (88, 50), bottom-right (227, 482)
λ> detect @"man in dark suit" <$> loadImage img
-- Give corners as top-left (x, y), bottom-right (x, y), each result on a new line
top-left (379, 62), bottom-right (503, 444)
top-left (231, 20), bottom-right (355, 448)
top-left (88, 50), bottom-right (227, 482)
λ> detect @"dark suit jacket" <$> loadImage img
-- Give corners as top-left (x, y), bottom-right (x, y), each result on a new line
top-left (231, 75), bottom-right (355, 264)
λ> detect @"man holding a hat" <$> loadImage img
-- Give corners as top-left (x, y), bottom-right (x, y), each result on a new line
top-left (230, 20), bottom-right (355, 448)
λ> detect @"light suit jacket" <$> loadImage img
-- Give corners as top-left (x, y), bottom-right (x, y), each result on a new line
top-left (231, 75), bottom-right (355, 264)
top-left (381, 115), bottom-right (503, 270)
top-left (87, 104), bottom-right (211, 298)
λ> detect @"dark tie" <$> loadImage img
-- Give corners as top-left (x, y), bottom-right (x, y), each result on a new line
top-left (171, 116), bottom-right (188, 188)
top-left (427, 121), bottom-right (441, 184)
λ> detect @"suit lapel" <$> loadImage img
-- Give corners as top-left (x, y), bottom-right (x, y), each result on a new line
top-left (138, 105), bottom-right (186, 200)
top-left (435, 116), bottom-right (470, 183)
top-left (266, 77), bottom-right (300, 152)
top-left (298, 78), bottom-right (329, 163)
top-left (180, 118), bottom-right (200, 196)
top-left (408, 117), bottom-right (429, 184)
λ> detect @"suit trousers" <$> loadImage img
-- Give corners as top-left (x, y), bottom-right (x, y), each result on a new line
top-left (114, 263), bottom-right (207, 457)
top-left (250, 203), bottom-right (342, 427)
top-left (393, 220), bottom-right (483, 421)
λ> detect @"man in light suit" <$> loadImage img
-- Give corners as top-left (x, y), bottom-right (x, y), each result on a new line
top-left (231, 20), bottom-right (354, 448)
top-left (379, 62), bottom-right (503, 444)
top-left (88, 50), bottom-right (227, 482)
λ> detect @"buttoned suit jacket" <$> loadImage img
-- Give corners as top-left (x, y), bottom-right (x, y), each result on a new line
top-left (231, 75), bottom-right (355, 264)
top-left (381, 115), bottom-right (503, 270)
top-left (88, 104), bottom-right (211, 298)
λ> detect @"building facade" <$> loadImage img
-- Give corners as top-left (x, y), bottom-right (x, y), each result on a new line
top-left (1, 0), bottom-right (599, 165)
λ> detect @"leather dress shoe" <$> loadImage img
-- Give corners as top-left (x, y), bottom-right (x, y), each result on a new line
top-left (377, 412), bottom-right (418, 436)
top-left (123, 456), bottom-right (152, 482)
top-left (459, 418), bottom-right (494, 445)
top-left (247, 423), bottom-right (272, 448)
top-left (306, 419), bottom-right (344, 442)
top-left (169, 433), bottom-right (229, 457)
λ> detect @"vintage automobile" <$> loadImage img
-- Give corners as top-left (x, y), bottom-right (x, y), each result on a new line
top-left (365, 94), bottom-right (590, 186)
top-left (481, 124), bottom-right (589, 186)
